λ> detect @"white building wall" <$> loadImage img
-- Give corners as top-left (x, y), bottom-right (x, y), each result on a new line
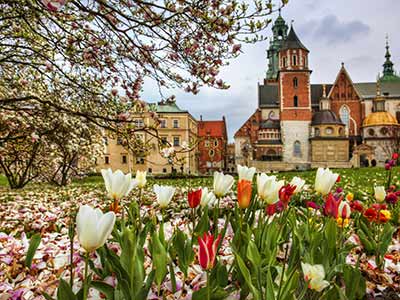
top-left (281, 121), bottom-right (311, 164)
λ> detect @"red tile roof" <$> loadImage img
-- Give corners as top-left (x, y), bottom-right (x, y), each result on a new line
top-left (198, 120), bottom-right (227, 138)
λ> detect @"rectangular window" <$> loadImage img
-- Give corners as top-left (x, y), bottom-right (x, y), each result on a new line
top-left (135, 157), bottom-right (144, 164)
top-left (122, 155), bottom-right (127, 164)
top-left (173, 119), bottom-right (179, 128)
top-left (105, 156), bottom-right (109, 164)
top-left (117, 137), bottom-right (123, 145)
top-left (134, 119), bottom-right (144, 128)
top-left (161, 136), bottom-right (168, 144)
top-left (283, 57), bottom-right (287, 67)
top-left (160, 119), bottom-right (167, 128)
top-left (173, 136), bottom-right (180, 146)
top-left (293, 55), bottom-right (297, 66)
top-left (103, 136), bottom-right (108, 145)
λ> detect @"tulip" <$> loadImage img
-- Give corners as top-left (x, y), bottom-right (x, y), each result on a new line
top-left (315, 168), bottom-right (339, 195)
top-left (197, 232), bottom-right (221, 270)
top-left (188, 189), bottom-right (202, 208)
top-left (135, 170), bottom-right (147, 188)
top-left (323, 193), bottom-right (341, 218)
top-left (237, 180), bottom-right (252, 209)
top-left (153, 185), bottom-right (176, 208)
top-left (392, 153), bottom-right (399, 160)
top-left (337, 201), bottom-right (351, 219)
top-left (213, 171), bottom-right (234, 198)
top-left (374, 186), bottom-right (386, 202)
top-left (101, 168), bottom-right (138, 201)
top-left (350, 200), bottom-right (363, 212)
top-left (257, 173), bottom-right (284, 204)
top-left (200, 187), bottom-right (217, 208)
top-left (378, 210), bottom-right (391, 223)
top-left (290, 176), bottom-right (305, 193)
top-left (385, 192), bottom-right (398, 204)
top-left (76, 205), bottom-right (116, 252)
top-left (237, 165), bottom-right (256, 182)
top-left (346, 192), bottom-right (354, 201)
top-left (301, 263), bottom-right (330, 292)
top-left (364, 207), bottom-right (378, 222)
top-left (279, 184), bottom-right (296, 208)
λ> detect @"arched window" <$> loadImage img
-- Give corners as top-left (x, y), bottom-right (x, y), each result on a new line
top-left (293, 141), bottom-right (301, 157)
top-left (294, 95), bottom-right (298, 107)
top-left (293, 77), bottom-right (298, 88)
top-left (339, 106), bottom-right (350, 128)
top-left (283, 57), bottom-right (287, 67)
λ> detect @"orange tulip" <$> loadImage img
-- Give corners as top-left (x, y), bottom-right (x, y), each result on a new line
top-left (237, 179), bottom-right (252, 209)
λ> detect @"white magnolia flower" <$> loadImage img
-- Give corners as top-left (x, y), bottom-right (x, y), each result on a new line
top-left (301, 263), bottom-right (330, 292)
top-left (237, 164), bottom-right (256, 182)
top-left (314, 168), bottom-right (339, 196)
top-left (257, 173), bottom-right (284, 204)
top-left (153, 185), bottom-right (176, 208)
top-left (161, 147), bottom-right (175, 158)
top-left (135, 170), bottom-right (147, 188)
top-left (200, 187), bottom-right (217, 208)
top-left (181, 141), bottom-right (189, 150)
top-left (213, 171), bottom-right (234, 198)
top-left (290, 176), bottom-right (306, 193)
top-left (76, 205), bottom-right (116, 252)
top-left (101, 168), bottom-right (138, 200)
top-left (374, 186), bottom-right (386, 202)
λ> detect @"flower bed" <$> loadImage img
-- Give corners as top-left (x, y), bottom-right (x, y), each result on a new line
top-left (1, 164), bottom-right (400, 300)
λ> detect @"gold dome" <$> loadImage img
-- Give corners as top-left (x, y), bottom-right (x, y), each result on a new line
top-left (363, 112), bottom-right (398, 127)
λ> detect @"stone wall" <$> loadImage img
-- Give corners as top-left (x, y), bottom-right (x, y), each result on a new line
top-left (281, 121), bottom-right (311, 163)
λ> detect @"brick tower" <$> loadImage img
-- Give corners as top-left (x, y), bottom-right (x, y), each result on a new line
top-left (278, 25), bottom-right (312, 165)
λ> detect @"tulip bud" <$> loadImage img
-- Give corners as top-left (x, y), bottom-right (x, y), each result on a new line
top-left (237, 180), bottom-right (252, 209)
top-left (374, 186), bottom-right (386, 202)
top-left (197, 232), bottom-right (221, 270)
top-left (188, 189), bottom-right (202, 208)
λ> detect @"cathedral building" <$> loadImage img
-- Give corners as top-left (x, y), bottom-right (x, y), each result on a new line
top-left (235, 13), bottom-right (400, 170)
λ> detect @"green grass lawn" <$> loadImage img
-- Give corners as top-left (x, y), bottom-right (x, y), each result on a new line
top-left (1, 167), bottom-right (397, 197)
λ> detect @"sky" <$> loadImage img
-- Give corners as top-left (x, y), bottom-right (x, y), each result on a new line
top-left (142, 0), bottom-right (400, 142)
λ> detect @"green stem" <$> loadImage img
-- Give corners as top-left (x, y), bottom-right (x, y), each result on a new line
top-left (138, 188), bottom-right (143, 229)
top-left (277, 244), bottom-right (289, 299)
top-left (83, 252), bottom-right (90, 300)
top-left (68, 220), bottom-right (74, 288)
top-left (206, 270), bottom-right (211, 300)
top-left (192, 208), bottom-right (196, 233)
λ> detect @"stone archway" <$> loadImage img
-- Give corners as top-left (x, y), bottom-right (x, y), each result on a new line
top-left (352, 143), bottom-right (375, 168)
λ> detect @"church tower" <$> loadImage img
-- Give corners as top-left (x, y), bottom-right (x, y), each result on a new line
top-left (278, 25), bottom-right (312, 165)
top-left (380, 36), bottom-right (400, 82)
top-left (266, 10), bottom-right (289, 83)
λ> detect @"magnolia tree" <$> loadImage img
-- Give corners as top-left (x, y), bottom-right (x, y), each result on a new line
top-left (0, 0), bottom-right (287, 129)
top-left (0, 107), bottom-right (102, 188)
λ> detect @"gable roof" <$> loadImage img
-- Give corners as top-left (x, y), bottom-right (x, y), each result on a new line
top-left (327, 64), bottom-right (362, 100)
top-left (354, 82), bottom-right (400, 99)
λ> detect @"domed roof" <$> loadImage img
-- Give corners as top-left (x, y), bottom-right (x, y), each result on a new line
top-left (363, 111), bottom-right (398, 127)
top-left (312, 110), bottom-right (344, 126)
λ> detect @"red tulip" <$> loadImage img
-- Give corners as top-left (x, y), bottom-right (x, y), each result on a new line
top-left (279, 184), bottom-right (296, 208)
top-left (350, 200), bottom-right (363, 212)
top-left (392, 153), bottom-right (399, 160)
top-left (336, 175), bottom-right (341, 183)
top-left (364, 208), bottom-right (378, 222)
top-left (237, 180), bottom-right (252, 209)
top-left (197, 232), bottom-right (221, 270)
top-left (324, 193), bottom-right (342, 218)
top-left (385, 192), bottom-right (398, 204)
top-left (188, 189), bottom-right (202, 208)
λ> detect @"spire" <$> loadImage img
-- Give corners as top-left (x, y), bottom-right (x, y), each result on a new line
top-left (281, 25), bottom-right (308, 51)
top-left (383, 34), bottom-right (395, 77)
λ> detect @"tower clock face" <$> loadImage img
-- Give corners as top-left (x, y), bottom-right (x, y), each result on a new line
top-left (325, 127), bottom-right (333, 135)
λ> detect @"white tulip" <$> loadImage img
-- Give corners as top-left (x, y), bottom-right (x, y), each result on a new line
top-left (314, 168), bottom-right (339, 196)
top-left (76, 205), bottom-right (116, 252)
top-left (153, 184), bottom-right (176, 208)
top-left (135, 170), bottom-right (147, 188)
top-left (301, 263), bottom-right (330, 292)
top-left (374, 186), bottom-right (386, 202)
top-left (257, 173), bottom-right (284, 204)
top-left (101, 168), bottom-right (138, 200)
top-left (290, 176), bottom-right (305, 193)
top-left (237, 164), bottom-right (256, 182)
top-left (213, 171), bottom-right (234, 198)
top-left (338, 201), bottom-right (351, 218)
top-left (200, 187), bottom-right (217, 208)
